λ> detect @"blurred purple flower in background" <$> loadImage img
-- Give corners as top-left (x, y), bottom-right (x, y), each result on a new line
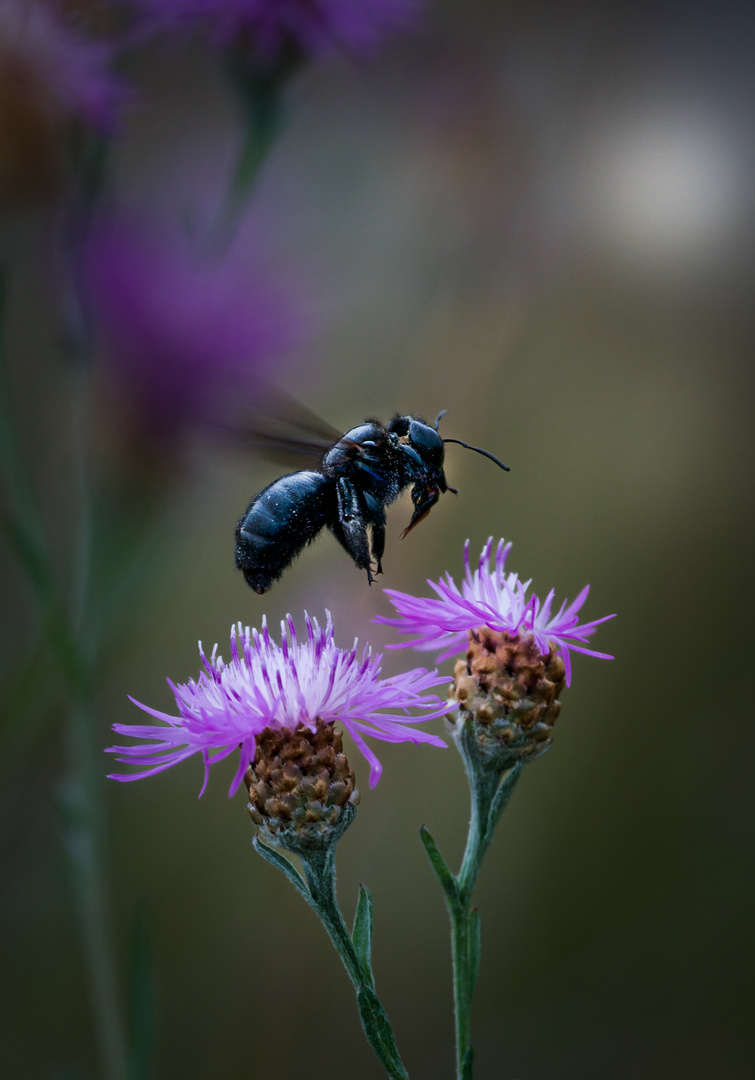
top-left (0, 0), bottom-right (123, 198)
top-left (108, 613), bottom-right (451, 793)
top-left (128, 0), bottom-right (421, 59)
top-left (377, 537), bottom-right (616, 685)
top-left (0, 0), bottom-right (122, 130)
top-left (84, 217), bottom-right (306, 444)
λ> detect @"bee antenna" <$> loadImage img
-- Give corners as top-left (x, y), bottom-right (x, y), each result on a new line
top-left (433, 409), bottom-right (448, 431)
top-left (443, 438), bottom-right (510, 471)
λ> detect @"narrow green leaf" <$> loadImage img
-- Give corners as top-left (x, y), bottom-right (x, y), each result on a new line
top-left (252, 836), bottom-right (309, 900)
top-left (419, 825), bottom-right (459, 908)
top-left (488, 762), bottom-right (522, 834)
top-left (357, 985), bottom-right (409, 1080)
top-left (352, 884), bottom-right (375, 989)
top-left (468, 908), bottom-right (482, 1000)
top-left (461, 1045), bottom-right (474, 1080)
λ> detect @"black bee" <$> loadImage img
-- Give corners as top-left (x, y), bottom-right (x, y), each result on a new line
top-left (234, 408), bottom-right (509, 594)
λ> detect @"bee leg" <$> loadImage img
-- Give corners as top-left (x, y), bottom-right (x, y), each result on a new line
top-left (369, 521), bottom-right (385, 576)
top-left (363, 492), bottom-right (386, 577)
top-left (330, 477), bottom-right (373, 581)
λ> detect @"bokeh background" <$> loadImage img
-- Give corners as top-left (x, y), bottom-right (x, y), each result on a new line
top-left (2, 0), bottom-right (754, 1077)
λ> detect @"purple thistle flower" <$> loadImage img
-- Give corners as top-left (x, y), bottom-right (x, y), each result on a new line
top-left (376, 537), bottom-right (616, 686)
top-left (108, 613), bottom-right (451, 794)
top-left (128, 0), bottom-right (421, 60)
top-left (0, 0), bottom-right (123, 131)
top-left (84, 217), bottom-right (305, 444)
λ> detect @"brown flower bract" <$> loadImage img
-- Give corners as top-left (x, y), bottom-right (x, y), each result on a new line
top-left (452, 628), bottom-right (566, 765)
top-left (245, 723), bottom-right (360, 840)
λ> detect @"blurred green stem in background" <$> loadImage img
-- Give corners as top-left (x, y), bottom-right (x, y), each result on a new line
top-left (0, 275), bottom-right (128, 1080)
top-left (0, 131), bottom-right (136, 1076)
top-left (207, 44), bottom-right (304, 253)
top-left (57, 129), bottom-right (133, 1080)
top-left (253, 834), bottom-right (410, 1080)
top-left (421, 720), bottom-right (522, 1080)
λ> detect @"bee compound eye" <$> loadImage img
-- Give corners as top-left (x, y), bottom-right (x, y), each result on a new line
top-left (408, 420), bottom-right (444, 467)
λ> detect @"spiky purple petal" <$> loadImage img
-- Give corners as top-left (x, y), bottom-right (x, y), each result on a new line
top-left (376, 538), bottom-right (615, 685)
top-left (108, 613), bottom-right (450, 794)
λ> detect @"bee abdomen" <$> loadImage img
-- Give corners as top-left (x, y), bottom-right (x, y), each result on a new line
top-left (235, 471), bottom-right (335, 594)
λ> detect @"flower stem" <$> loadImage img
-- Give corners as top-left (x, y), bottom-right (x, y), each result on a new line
top-left (63, 379), bottom-right (129, 1080)
top-left (207, 47), bottom-right (303, 254)
top-left (61, 695), bottom-right (129, 1080)
top-left (299, 846), bottom-right (371, 984)
top-left (421, 718), bottom-right (522, 1080)
top-left (254, 837), bottom-right (409, 1080)
top-left (58, 136), bottom-right (130, 1080)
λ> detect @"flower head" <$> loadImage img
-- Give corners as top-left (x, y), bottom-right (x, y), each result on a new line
top-left (377, 538), bottom-right (615, 770)
top-left (84, 217), bottom-right (305, 445)
top-left (129, 0), bottom-right (421, 61)
top-left (108, 613), bottom-right (450, 794)
top-left (377, 537), bottom-right (615, 686)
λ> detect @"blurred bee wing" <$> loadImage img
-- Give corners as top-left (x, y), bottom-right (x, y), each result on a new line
top-left (226, 382), bottom-right (344, 469)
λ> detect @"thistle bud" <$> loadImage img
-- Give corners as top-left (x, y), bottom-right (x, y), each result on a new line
top-left (451, 628), bottom-right (566, 770)
top-left (245, 723), bottom-right (360, 855)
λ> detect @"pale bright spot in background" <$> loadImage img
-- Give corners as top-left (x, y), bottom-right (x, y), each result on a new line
top-left (582, 111), bottom-right (746, 273)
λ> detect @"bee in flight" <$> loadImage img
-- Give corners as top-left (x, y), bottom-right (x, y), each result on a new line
top-left (234, 406), bottom-right (509, 594)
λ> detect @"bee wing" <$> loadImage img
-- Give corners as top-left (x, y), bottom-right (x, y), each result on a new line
top-left (227, 383), bottom-right (345, 469)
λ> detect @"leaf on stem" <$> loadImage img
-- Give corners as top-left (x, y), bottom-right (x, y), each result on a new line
top-left (461, 1045), bottom-right (474, 1080)
top-left (419, 825), bottom-right (459, 908)
top-left (488, 763), bottom-right (522, 835)
top-left (357, 985), bottom-right (409, 1080)
top-left (252, 836), bottom-right (309, 900)
top-left (352, 884), bottom-right (375, 989)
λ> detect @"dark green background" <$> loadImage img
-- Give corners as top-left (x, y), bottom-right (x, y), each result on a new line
top-left (2, 1), bottom-right (754, 1076)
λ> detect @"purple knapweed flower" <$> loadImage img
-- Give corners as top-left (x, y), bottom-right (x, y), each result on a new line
top-left (84, 217), bottom-right (305, 445)
top-left (376, 538), bottom-right (615, 685)
top-left (0, 0), bottom-right (123, 131)
top-left (108, 613), bottom-right (451, 794)
top-left (128, 0), bottom-right (421, 60)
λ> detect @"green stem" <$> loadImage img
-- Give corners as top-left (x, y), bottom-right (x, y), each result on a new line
top-left (58, 134), bottom-right (129, 1079)
top-left (299, 847), bottom-right (370, 989)
top-left (64, 385), bottom-right (128, 1080)
top-left (71, 364), bottom-right (93, 639)
top-left (61, 696), bottom-right (128, 1080)
top-left (422, 719), bottom-right (523, 1080)
top-left (451, 769), bottom-right (498, 1080)
top-left (62, 300), bottom-right (129, 1080)
top-left (2, 139), bottom-right (129, 1080)
top-left (0, 270), bottom-right (59, 617)
top-left (254, 837), bottom-right (409, 1080)
top-left (298, 848), bottom-right (410, 1080)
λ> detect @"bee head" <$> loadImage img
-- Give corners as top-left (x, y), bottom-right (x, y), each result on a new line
top-left (407, 418), bottom-right (445, 471)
